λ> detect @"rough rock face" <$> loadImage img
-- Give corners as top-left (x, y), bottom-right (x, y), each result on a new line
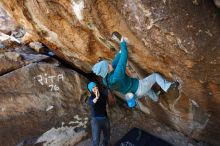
top-left (17, 118), bottom-right (88, 146)
top-left (0, 7), bottom-right (17, 34)
top-left (0, 0), bottom-right (219, 145)
top-left (214, 0), bottom-right (220, 8)
top-left (0, 51), bottom-right (23, 75)
top-left (0, 44), bottom-right (49, 75)
top-left (0, 62), bottom-right (89, 146)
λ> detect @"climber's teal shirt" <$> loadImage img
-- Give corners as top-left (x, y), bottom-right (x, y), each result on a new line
top-left (103, 41), bottom-right (139, 94)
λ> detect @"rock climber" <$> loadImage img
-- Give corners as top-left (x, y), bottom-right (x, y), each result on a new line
top-left (92, 33), bottom-right (179, 104)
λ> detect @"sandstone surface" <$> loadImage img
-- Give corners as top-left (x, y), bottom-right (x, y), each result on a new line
top-left (0, 0), bottom-right (219, 145)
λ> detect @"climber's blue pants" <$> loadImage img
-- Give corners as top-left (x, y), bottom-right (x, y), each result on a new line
top-left (91, 117), bottom-right (110, 146)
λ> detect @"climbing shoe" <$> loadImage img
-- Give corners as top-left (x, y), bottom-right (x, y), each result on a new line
top-left (111, 31), bottom-right (122, 43)
top-left (168, 81), bottom-right (180, 91)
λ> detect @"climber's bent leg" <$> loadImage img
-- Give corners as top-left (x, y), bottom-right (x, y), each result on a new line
top-left (154, 73), bottom-right (172, 92)
top-left (146, 89), bottom-right (159, 102)
top-left (135, 79), bottom-right (159, 102)
top-left (135, 73), bottom-right (172, 101)
top-left (140, 73), bottom-right (171, 92)
top-left (135, 82), bottom-right (158, 102)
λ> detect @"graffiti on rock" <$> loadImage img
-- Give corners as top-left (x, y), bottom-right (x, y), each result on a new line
top-left (34, 73), bottom-right (64, 91)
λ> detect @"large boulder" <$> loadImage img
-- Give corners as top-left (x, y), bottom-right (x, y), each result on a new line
top-left (0, 39), bottom-right (50, 75)
top-left (0, 0), bottom-right (219, 145)
top-left (0, 63), bottom-right (89, 146)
